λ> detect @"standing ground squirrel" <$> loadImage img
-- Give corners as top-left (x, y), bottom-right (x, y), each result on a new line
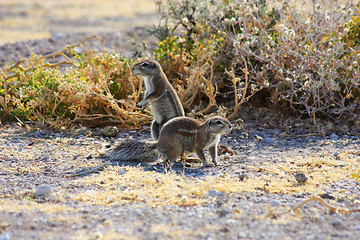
top-left (133, 59), bottom-right (185, 140)
top-left (104, 116), bottom-right (232, 166)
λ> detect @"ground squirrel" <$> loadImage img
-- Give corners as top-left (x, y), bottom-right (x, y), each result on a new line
top-left (133, 59), bottom-right (185, 140)
top-left (104, 116), bottom-right (232, 166)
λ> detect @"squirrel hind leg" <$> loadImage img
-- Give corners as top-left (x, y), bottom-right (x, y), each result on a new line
top-left (157, 140), bottom-right (183, 168)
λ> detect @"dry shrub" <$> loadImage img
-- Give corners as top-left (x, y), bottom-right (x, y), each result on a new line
top-left (153, 0), bottom-right (360, 122)
top-left (1, 1), bottom-right (360, 127)
top-left (0, 37), bottom-right (151, 128)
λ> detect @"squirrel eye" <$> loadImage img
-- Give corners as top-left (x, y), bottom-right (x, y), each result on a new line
top-left (140, 62), bottom-right (149, 68)
top-left (215, 120), bottom-right (223, 125)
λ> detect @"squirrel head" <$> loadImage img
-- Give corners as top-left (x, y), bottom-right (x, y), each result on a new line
top-left (132, 59), bottom-right (161, 77)
top-left (206, 116), bottom-right (232, 135)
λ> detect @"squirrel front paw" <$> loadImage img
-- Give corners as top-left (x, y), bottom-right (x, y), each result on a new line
top-left (137, 100), bottom-right (148, 112)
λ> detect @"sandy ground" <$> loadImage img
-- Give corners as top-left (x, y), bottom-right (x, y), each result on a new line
top-left (1, 105), bottom-right (360, 239)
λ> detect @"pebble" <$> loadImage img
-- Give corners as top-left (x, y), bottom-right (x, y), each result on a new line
top-left (133, 209), bottom-right (141, 216)
top-left (269, 200), bottom-right (281, 207)
top-left (238, 232), bottom-right (247, 239)
top-left (295, 173), bottom-right (308, 184)
top-left (34, 131), bottom-right (42, 138)
top-left (330, 133), bottom-right (338, 140)
top-left (55, 133), bottom-right (63, 138)
top-left (100, 126), bottom-right (119, 138)
top-left (33, 185), bottom-right (52, 198)
top-left (320, 193), bottom-right (335, 200)
top-left (238, 174), bottom-right (248, 181)
top-left (207, 189), bottom-right (219, 197)
top-left (187, 211), bottom-right (196, 217)
top-left (118, 169), bottom-right (127, 175)
top-left (0, 232), bottom-right (12, 240)
top-left (331, 218), bottom-right (342, 228)
top-left (42, 153), bottom-right (50, 161)
top-left (217, 208), bottom-right (230, 217)
top-left (264, 137), bottom-right (275, 144)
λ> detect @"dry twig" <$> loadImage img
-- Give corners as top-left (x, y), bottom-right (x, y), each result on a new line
top-left (266, 196), bottom-right (360, 219)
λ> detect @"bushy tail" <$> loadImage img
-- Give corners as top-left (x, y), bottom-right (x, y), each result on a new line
top-left (100, 140), bottom-right (158, 161)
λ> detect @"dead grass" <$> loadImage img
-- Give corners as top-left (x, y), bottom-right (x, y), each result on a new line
top-left (1, 146), bottom-right (358, 212)
top-left (13, 150), bottom-right (355, 209)
top-left (0, 199), bottom-right (75, 213)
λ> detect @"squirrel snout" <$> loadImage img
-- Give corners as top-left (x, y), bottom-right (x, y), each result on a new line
top-left (227, 125), bottom-right (233, 133)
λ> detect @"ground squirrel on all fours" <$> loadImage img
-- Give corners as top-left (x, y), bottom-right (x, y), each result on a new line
top-left (133, 59), bottom-right (185, 140)
top-left (104, 116), bottom-right (232, 166)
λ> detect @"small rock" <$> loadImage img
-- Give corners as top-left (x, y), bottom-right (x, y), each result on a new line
top-left (238, 173), bottom-right (248, 181)
top-left (217, 208), bottom-right (230, 217)
top-left (0, 232), bottom-right (12, 240)
top-left (330, 133), bottom-right (338, 140)
top-left (333, 151), bottom-right (340, 159)
top-left (118, 169), bottom-right (127, 175)
top-left (269, 200), bottom-right (281, 207)
top-left (238, 232), bottom-right (247, 239)
top-left (295, 172), bottom-right (308, 184)
top-left (264, 137), bottom-right (275, 144)
top-left (100, 126), bottom-right (119, 138)
top-left (331, 218), bottom-right (342, 228)
top-left (320, 193), bottom-right (335, 200)
top-left (207, 189), bottom-right (219, 197)
top-left (133, 209), bottom-right (141, 216)
top-left (55, 133), bottom-right (63, 138)
top-left (42, 153), bottom-right (50, 161)
top-left (34, 131), bottom-right (42, 138)
top-left (33, 185), bottom-right (52, 198)
top-left (187, 211), bottom-right (195, 217)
